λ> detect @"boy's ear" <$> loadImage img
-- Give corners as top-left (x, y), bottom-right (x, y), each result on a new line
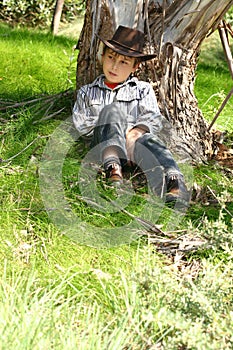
top-left (132, 62), bottom-right (140, 72)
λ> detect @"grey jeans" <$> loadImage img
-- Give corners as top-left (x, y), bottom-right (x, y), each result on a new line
top-left (91, 103), bottom-right (182, 195)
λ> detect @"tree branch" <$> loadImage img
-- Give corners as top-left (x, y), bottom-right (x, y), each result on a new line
top-left (208, 87), bottom-right (233, 131)
top-left (0, 136), bottom-right (47, 163)
top-left (0, 89), bottom-right (73, 112)
top-left (218, 20), bottom-right (233, 80)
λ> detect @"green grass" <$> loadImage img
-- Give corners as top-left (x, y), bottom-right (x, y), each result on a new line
top-left (0, 22), bottom-right (77, 100)
top-left (195, 31), bottom-right (233, 132)
top-left (0, 21), bottom-right (233, 349)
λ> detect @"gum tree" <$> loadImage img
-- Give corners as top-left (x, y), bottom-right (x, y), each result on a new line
top-left (75, 0), bottom-right (233, 160)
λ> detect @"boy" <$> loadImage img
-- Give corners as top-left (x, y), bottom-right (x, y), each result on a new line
top-left (72, 25), bottom-right (189, 203)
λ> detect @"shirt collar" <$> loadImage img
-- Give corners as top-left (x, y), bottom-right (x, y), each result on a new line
top-left (89, 74), bottom-right (138, 89)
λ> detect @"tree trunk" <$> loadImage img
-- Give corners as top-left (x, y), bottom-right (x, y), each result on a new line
top-left (75, 0), bottom-right (233, 161)
top-left (51, 0), bottom-right (65, 35)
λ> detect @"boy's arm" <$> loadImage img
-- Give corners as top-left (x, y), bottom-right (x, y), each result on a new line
top-left (126, 83), bottom-right (164, 162)
top-left (134, 83), bottom-right (164, 134)
top-left (72, 89), bottom-right (98, 136)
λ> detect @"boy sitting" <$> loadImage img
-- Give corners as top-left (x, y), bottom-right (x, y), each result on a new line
top-left (72, 25), bottom-right (189, 204)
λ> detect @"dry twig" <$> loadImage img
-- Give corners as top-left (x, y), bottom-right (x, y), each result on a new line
top-left (0, 89), bottom-right (73, 112)
top-left (75, 193), bottom-right (206, 254)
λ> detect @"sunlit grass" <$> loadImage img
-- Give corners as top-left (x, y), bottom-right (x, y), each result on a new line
top-left (195, 31), bottom-right (233, 132)
top-left (0, 23), bottom-right (77, 100)
top-left (0, 21), bottom-right (233, 350)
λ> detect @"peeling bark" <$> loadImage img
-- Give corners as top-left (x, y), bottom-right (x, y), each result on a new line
top-left (75, 0), bottom-right (233, 161)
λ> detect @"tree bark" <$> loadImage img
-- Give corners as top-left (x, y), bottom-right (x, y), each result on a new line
top-left (51, 0), bottom-right (65, 35)
top-left (75, 0), bottom-right (233, 161)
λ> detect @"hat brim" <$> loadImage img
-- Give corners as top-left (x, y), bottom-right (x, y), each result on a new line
top-left (97, 34), bottom-right (156, 62)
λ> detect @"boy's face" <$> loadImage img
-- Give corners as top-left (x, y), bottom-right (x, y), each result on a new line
top-left (102, 48), bottom-right (139, 84)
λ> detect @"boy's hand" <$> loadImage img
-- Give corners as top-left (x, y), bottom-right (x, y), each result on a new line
top-left (126, 127), bottom-right (146, 162)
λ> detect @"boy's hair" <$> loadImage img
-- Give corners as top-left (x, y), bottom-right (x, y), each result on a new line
top-left (103, 45), bottom-right (141, 67)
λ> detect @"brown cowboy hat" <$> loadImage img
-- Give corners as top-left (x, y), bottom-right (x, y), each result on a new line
top-left (97, 25), bottom-right (156, 61)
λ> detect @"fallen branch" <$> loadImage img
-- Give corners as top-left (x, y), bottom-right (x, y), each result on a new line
top-left (207, 20), bottom-right (233, 132)
top-left (208, 87), bottom-right (233, 131)
top-left (75, 193), bottom-right (207, 254)
top-left (207, 185), bottom-right (233, 219)
top-left (218, 20), bottom-right (233, 79)
top-left (32, 107), bottom-right (66, 124)
top-left (76, 193), bottom-right (166, 235)
top-left (0, 89), bottom-right (73, 112)
top-left (0, 135), bottom-right (47, 163)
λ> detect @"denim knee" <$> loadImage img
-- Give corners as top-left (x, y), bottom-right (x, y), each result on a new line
top-left (97, 103), bottom-right (126, 126)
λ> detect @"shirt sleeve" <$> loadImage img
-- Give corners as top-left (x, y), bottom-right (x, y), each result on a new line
top-left (72, 88), bottom-right (99, 136)
top-left (134, 83), bottom-right (164, 135)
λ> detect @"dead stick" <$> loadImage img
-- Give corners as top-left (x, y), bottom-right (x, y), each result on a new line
top-left (218, 20), bottom-right (233, 79)
top-left (0, 89), bottom-right (72, 111)
top-left (207, 185), bottom-right (233, 219)
top-left (208, 87), bottom-right (233, 131)
top-left (76, 193), bottom-right (167, 236)
top-left (32, 107), bottom-right (65, 124)
top-left (0, 95), bottom-right (54, 111)
top-left (0, 135), bottom-right (47, 163)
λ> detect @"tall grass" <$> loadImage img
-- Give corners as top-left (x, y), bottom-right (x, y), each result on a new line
top-left (1, 244), bottom-right (233, 349)
top-left (0, 22), bottom-right (233, 349)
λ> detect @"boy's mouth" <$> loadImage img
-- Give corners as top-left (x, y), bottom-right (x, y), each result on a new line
top-left (109, 71), bottom-right (117, 77)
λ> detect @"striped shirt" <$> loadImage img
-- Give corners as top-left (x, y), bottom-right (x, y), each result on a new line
top-left (72, 74), bottom-right (164, 137)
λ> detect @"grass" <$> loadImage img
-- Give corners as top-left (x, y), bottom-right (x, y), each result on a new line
top-left (0, 20), bottom-right (233, 349)
top-left (0, 25), bottom-right (76, 100)
top-left (195, 31), bottom-right (233, 133)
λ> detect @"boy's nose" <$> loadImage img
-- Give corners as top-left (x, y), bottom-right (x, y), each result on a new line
top-left (112, 61), bottom-right (118, 71)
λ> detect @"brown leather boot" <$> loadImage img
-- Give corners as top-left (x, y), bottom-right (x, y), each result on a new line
top-left (106, 163), bottom-right (123, 185)
top-left (165, 175), bottom-right (190, 205)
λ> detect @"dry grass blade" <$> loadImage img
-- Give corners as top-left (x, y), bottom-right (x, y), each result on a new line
top-left (138, 227), bottom-right (207, 254)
